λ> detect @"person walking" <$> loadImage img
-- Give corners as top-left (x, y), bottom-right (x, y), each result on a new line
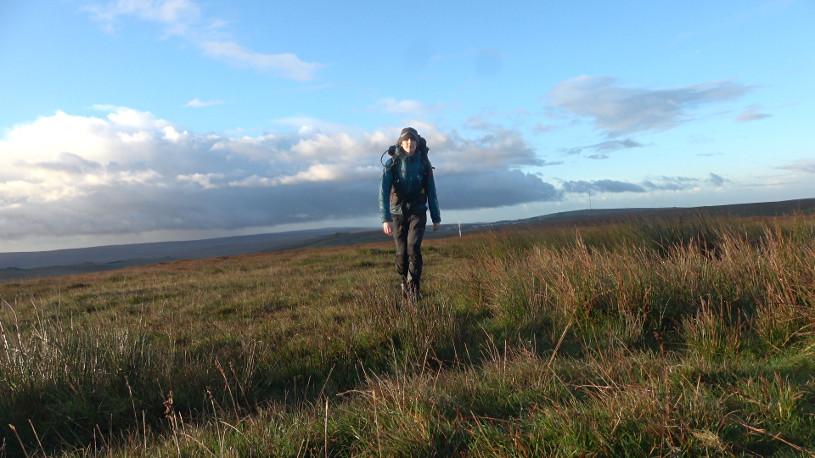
top-left (379, 127), bottom-right (441, 300)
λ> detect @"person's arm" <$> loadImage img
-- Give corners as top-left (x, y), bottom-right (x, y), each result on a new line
top-left (379, 160), bottom-right (394, 233)
top-left (426, 168), bottom-right (441, 230)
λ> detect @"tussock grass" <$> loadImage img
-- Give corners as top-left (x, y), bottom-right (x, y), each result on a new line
top-left (2, 214), bottom-right (815, 456)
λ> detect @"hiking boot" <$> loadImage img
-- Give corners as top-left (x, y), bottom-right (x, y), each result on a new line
top-left (400, 276), bottom-right (409, 299)
top-left (408, 279), bottom-right (422, 301)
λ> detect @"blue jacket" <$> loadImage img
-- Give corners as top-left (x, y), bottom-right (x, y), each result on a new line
top-left (379, 151), bottom-right (441, 224)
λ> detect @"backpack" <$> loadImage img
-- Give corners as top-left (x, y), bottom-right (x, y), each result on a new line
top-left (382, 136), bottom-right (433, 209)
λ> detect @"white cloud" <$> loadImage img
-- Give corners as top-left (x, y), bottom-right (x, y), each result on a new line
top-left (199, 41), bottom-right (322, 81)
top-left (84, 0), bottom-right (202, 24)
top-left (84, 0), bottom-right (322, 81)
top-left (276, 164), bottom-right (347, 185)
top-left (228, 175), bottom-right (275, 188)
top-left (177, 172), bottom-right (224, 188)
top-left (1, 111), bottom-right (108, 165)
top-left (268, 117), bottom-right (361, 137)
top-left (546, 76), bottom-right (752, 136)
top-left (0, 107), bottom-right (170, 167)
top-left (373, 98), bottom-right (445, 116)
top-left (433, 120), bottom-right (542, 174)
top-left (185, 98), bottom-right (225, 108)
top-left (290, 132), bottom-right (371, 160)
top-left (162, 126), bottom-right (186, 142)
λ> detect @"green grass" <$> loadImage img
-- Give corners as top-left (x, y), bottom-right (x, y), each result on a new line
top-left (2, 213), bottom-right (815, 456)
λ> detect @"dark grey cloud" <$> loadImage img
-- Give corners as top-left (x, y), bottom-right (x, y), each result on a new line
top-left (737, 105), bottom-right (771, 122)
top-left (0, 167), bottom-right (560, 241)
top-left (562, 175), bottom-right (724, 195)
top-left (547, 76), bottom-right (752, 136)
top-left (441, 170), bottom-right (560, 209)
top-left (32, 152), bottom-right (104, 175)
top-left (563, 180), bottom-right (646, 194)
top-left (564, 138), bottom-right (644, 156)
top-left (594, 139), bottom-right (644, 151)
top-left (777, 160), bottom-right (815, 174)
top-left (708, 173), bottom-right (726, 187)
top-left (642, 176), bottom-right (698, 191)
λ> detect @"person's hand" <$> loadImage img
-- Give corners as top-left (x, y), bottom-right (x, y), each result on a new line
top-left (383, 221), bottom-right (393, 236)
top-left (433, 222), bottom-right (440, 232)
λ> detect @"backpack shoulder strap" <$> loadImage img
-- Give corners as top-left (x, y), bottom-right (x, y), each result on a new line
top-left (382, 145), bottom-right (399, 175)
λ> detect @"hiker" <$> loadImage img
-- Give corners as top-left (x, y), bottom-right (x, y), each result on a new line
top-left (379, 127), bottom-right (441, 299)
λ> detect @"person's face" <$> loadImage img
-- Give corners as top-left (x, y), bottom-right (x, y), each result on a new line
top-left (401, 136), bottom-right (417, 155)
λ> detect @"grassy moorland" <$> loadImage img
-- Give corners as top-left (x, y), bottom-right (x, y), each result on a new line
top-left (2, 211), bottom-right (815, 456)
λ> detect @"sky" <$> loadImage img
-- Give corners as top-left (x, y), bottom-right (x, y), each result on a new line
top-left (1, 0), bottom-right (814, 253)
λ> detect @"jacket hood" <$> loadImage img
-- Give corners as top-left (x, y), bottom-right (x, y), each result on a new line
top-left (388, 141), bottom-right (430, 157)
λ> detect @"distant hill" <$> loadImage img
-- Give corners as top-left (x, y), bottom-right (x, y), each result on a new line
top-left (501, 198), bottom-right (815, 226)
top-left (0, 228), bottom-right (364, 282)
top-left (2, 198), bottom-right (814, 283)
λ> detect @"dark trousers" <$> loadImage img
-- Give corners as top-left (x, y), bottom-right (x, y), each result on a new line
top-left (392, 212), bottom-right (427, 282)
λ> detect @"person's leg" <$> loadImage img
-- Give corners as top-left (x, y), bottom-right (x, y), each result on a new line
top-left (406, 212), bottom-right (427, 297)
top-left (391, 215), bottom-right (409, 292)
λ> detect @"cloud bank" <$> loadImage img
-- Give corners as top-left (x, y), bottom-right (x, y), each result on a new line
top-left (0, 107), bottom-right (557, 242)
top-left (0, 73), bottom-right (756, 246)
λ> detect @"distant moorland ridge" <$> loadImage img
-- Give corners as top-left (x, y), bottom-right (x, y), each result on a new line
top-left (2, 197), bottom-right (814, 282)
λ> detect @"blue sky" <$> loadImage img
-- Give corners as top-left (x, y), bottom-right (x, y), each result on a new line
top-left (1, 0), bottom-right (814, 252)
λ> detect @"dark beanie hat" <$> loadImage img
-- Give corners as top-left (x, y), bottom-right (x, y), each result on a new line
top-left (398, 127), bottom-right (419, 144)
